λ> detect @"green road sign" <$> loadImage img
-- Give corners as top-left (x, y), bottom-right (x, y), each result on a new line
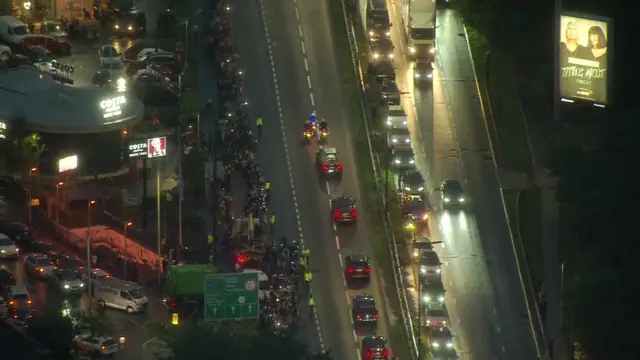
top-left (204, 272), bottom-right (259, 321)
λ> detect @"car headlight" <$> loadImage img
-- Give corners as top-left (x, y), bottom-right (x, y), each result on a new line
top-left (403, 120), bottom-right (408, 125)
top-left (428, 73), bottom-right (433, 78)
top-left (414, 73), bottom-right (421, 79)
top-left (413, 250), bottom-right (419, 257)
top-left (432, 342), bottom-right (440, 348)
top-left (446, 342), bottom-right (453, 348)
top-left (444, 197), bottom-right (450, 203)
top-left (430, 47), bottom-right (436, 54)
top-left (373, 53), bottom-right (380, 59)
top-left (385, 31), bottom-right (390, 36)
top-left (394, 159), bottom-right (401, 164)
top-left (422, 213), bottom-right (429, 220)
top-left (459, 197), bottom-right (465, 202)
top-left (114, 24), bottom-right (119, 29)
top-left (438, 296), bottom-right (445, 302)
top-left (128, 25), bottom-right (133, 30)
top-left (64, 284), bottom-right (70, 289)
top-left (369, 31), bottom-right (374, 37)
top-left (418, 187), bottom-right (424, 191)
top-left (405, 138), bottom-right (410, 143)
top-left (80, 283), bottom-right (84, 287)
top-left (404, 187), bottom-right (410, 191)
top-left (422, 295), bottom-right (431, 303)
top-left (0, 249), bottom-right (5, 253)
top-left (409, 159), bottom-right (415, 164)
top-left (409, 47), bottom-right (416, 54)
top-left (382, 94), bottom-right (387, 98)
top-left (420, 267), bottom-right (426, 274)
top-left (386, 119), bottom-right (392, 125)
top-left (392, 138), bottom-right (398, 143)
top-left (388, 53), bottom-right (394, 59)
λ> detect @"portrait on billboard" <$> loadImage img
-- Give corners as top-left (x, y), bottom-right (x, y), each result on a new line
top-left (559, 14), bottom-right (609, 105)
top-left (148, 137), bottom-right (167, 158)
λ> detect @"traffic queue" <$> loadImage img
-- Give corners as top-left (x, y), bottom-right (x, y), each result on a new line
top-left (363, 0), bottom-right (464, 359)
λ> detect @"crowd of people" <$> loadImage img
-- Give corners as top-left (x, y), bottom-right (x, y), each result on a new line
top-left (206, 0), bottom-right (310, 332)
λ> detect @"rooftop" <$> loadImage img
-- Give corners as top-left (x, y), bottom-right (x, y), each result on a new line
top-left (0, 66), bottom-right (144, 134)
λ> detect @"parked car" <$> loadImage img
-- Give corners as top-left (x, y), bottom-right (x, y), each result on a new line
top-left (21, 35), bottom-right (71, 56)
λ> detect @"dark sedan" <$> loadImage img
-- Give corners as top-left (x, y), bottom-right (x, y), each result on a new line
top-left (331, 196), bottom-right (357, 223)
top-left (380, 79), bottom-right (400, 105)
top-left (352, 295), bottom-right (378, 324)
top-left (345, 253), bottom-right (371, 280)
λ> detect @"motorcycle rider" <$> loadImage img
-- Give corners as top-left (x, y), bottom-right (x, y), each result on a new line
top-left (318, 118), bottom-right (328, 137)
top-left (303, 122), bottom-right (312, 137)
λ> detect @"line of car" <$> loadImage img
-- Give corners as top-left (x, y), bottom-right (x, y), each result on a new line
top-left (364, 5), bottom-right (470, 358)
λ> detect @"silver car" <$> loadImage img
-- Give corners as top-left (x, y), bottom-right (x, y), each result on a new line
top-left (52, 270), bottom-right (85, 293)
top-left (24, 253), bottom-right (56, 278)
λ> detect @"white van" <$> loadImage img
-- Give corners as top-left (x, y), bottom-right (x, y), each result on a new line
top-left (0, 16), bottom-right (31, 46)
top-left (94, 281), bottom-right (148, 313)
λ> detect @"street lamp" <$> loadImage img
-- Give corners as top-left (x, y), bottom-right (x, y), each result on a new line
top-left (55, 182), bottom-right (64, 226)
top-left (124, 221), bottom-right (132, 277)
top-left (86, 200), bottom-right (96, 300)
top-left (27, 167), bottom-right (37, 224)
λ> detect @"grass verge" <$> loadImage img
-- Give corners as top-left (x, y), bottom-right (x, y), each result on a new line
top-left (327, 1), bottom-right (412, 359)
top-left (465, 27), bottom-right (534, 174)
top-left (517, 187), bottom-right (543, 286)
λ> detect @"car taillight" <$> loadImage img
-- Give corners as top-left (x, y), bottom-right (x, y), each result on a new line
top-left (366, 350), bottom-right (372, 358)
top-left (323, 164), bottom-right (328, 172)
top-left (338, 163), bottom-right (343, 170)
top-left (351, 209), bottom-right (357, 217)
top-left (171, 302), bottom-right (177, 308)
top-left (383, 349), bottom-right (389, 358)
top-left (356, 313), bottom-right (361, 319)
top-left (237, 256), bottom-right (247, 264)
top-left (366, 267), bottom-right (371, 273)
top-left (375, 312), bottom-right (379, 319)
top-left (27, 300), bottom-right (32, 305)
top-left (335, 211), bottom-right (341, 218)
top-left (347, 267), bottom-right (354, 273)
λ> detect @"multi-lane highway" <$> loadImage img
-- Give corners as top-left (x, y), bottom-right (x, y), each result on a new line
top-left (230, 0), bottom-right (400, 358)
top-left (385, 1), bottom-right (540, 359)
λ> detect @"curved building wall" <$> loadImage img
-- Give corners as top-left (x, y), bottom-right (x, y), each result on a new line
top-left (38, 130), bottom-right (124, 176)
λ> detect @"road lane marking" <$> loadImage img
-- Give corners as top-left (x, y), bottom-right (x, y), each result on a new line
top-left (310, 93), bottom-right (315, 106)
top-left (259, 0), bottom-right (324, 352)
top-left (338, 254), bottom-right (344, 267)
top-left (335, 235), bottom-right (341, 250)
top-left (298, 24), bottom-right (304, 37)
top-left (307, 75), bottom-right (312, 89)
top-left (304, 58), bottom-right (309, 71)
top-left (301, 41), bottom-right (306, 55)
top-left (352, 330), bottom-right (358, 343)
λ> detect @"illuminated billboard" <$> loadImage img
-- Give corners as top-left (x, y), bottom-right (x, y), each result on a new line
top-left (147, 137), bottom-right (167, 158)
top-left (559, 13), bottom-right (611, 106)
top-left (58, 155), bottom-right (78, 173)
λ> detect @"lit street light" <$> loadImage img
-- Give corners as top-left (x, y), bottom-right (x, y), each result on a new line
top-left (86, 200), bottom-right (96, 300)
top-left (27, 167), bottom-right (37, 224)
top-left (55, 181), bottom-right (64, 226)
top-left (124, 221), bottom-right (132, 277)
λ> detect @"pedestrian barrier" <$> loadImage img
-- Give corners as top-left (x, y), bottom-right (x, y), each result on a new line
top-left (338, 1), bottom-right (419, 358)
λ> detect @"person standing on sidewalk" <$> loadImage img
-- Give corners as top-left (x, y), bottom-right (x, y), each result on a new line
top-left (256, 116), bottom-right (264, 139)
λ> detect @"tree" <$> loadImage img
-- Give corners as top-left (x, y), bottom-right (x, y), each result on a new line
top-left (26, 310), bottom-right (74, 356)
top-left (156, 322), bottom-right (332, 360)
top-left (3, 116), bottom-right (46, 178)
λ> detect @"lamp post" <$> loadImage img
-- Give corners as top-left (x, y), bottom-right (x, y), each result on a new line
top-left (86, 200), bottom-right (96, 300)
top-left (124, 221), bottom-right (132, 277)
top-left (27, 167), bottom-right (37, 224)
top-left (55, 181), bottom-right (64, 227)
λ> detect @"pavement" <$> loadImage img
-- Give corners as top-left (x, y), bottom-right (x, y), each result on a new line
top-left (384, 3), bottom-right (540, 360)
top-left (229, 0), bottom-right (401, 358)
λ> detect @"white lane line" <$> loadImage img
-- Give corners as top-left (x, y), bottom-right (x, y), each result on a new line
top-left (335, 235), bottom-right (341, 250)
top-left (301, 41), bottom-right (306, 55)
top-left (259, 0), bottom-right (324, 352)
top-left (338, 254), bottom-right (344, 267)
top-left (304, 58), bottom-right (309, 71)
top-left (310, 93), bottom-right (315, 106)
top-left (298, 24), bottom-right (303, 37)
top-left (307, 75), bottom-right (312, 89)
top-left (357, 348), bottom-right (362, 359)
top-left (352, 330), bottom-right (358, 343)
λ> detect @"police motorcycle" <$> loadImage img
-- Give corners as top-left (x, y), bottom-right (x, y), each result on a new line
top-left (303, 111), bottom-right (318, 142)
top-left (317, 119), bottom-right (329, 142)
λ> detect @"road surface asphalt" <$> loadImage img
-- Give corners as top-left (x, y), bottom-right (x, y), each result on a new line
top-left (229, 0), bottom-right (399, 358)
top-left (385, 2), bottom-right (540, 359)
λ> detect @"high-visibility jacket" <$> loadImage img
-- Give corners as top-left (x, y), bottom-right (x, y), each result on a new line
top-left (256, 117), bottom-right (264, 126)
top-left (265, 182), bottom-right (271, 190)
top-left (309, 297), bottom-right (315, 306)
top-left (269, 215), bottom-right (276, 224)
top-left (207, 234), bottom-right (214, 244)
top-left (302, 248), bottom-right (310, 257)
top-left (299, 257), bottom-right (307, 267)
top-left (304, 272), bottom-right (312, 282)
